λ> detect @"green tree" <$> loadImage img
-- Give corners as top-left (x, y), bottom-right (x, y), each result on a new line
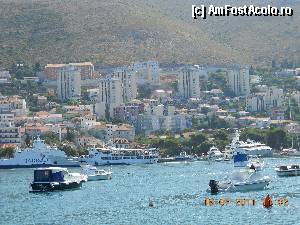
top-left (0, 147), bottom-right (15, 158)
top-left (266, 128), bottom-right (287, 150)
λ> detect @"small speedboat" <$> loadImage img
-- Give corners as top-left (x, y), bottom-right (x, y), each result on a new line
top-left (30, 167), bottom-right (87, 192)
top-left (275, 165), bottom-right (300, 177)
top-left (82, 165), bottom-right (112, 181)
top-left (207, 169), bottom-right (271, 194)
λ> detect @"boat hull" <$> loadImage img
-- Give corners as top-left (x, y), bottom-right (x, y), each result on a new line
top-left (30, 181), bottom-right (82, 192)
top-left (212, 180), bottom-right (270, 193)
top-left (276, 170), bottom-right (300, 177)
top-left (0, 164), bottom-right (80, 169)
top-left (86, 158), bottom-right (158, 166)
top-left (87, 174), bottom-right (112, 181)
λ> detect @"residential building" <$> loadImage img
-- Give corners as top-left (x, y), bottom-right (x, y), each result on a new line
top-left (227, 66), bottom-right (250, 96)
top-left (105, 124), bottom-right (135, 141)
top-left (0, 125), bottom-right (21, 147)
top-left (57, 65), bottom-right (81, 101)
top-left (95, 77), bottom-right (123, 119)
top-left (246, 87), bottom-right (284, 112)
top-left (132, 61), bottom-right (160, 85)
top-left (178, 65), bottom-right (207, 99)
top-left (45, 62), bottom-right (94, 80)
top-left (111, 67), bottom-right (137, 101)
top-left (76, 136), bottom-right (103, 147)
top-left (0, 113), bottom-right (21, 147)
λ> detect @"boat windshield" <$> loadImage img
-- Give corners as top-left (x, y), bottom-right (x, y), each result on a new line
top-left (34, 170), bottom-right (52, 182)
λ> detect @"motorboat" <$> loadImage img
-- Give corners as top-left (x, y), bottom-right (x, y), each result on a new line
top-left (275, 165), bottom-right (300, 177)
top-left (207, 169), bottom-right (271, 194)
top-left (280, 148), bottom-right (300, 157)
top-left (80, 146), bottom-right (159, 165)
top-left (0, 137), bottom-right (80, 169)
top-left (82, 165), bottom-right (112, 181)
top-left (207, 146), bottom-right (224, 161)
top-left (246, 156), bottom-right (265, 171)
top-left (30, 167), bottom-right (87, 192)
top-left (174, 151), bottom-right (194, 161)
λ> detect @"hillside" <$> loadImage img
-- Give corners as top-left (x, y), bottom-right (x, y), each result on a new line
top-left (0, 0), bottom-right (299, 67)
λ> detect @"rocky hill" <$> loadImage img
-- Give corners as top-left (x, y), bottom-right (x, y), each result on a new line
top-left (0, 0), bottom-right (299, 67)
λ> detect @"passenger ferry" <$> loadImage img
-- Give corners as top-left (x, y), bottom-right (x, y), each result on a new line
top-left (80, 146), bottom-right (159, 165)
top-left (0, 137), bottom-right (80, 169)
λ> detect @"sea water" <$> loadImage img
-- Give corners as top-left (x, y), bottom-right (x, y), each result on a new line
top-left (1, 157), bottom-right (300, 225)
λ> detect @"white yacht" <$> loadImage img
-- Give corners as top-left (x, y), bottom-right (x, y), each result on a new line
top-left (207, 146), bottom-right (224, 161)
top-left (208, 169), bottom-right (271, 194)
top-left (230, 130), bottom-right (273, 157)
top-left (0, 137), bottom-right (80, 169)
top-left (80, 146), bottom-right (159, 165)
top-left (82, 165), bottom-right (112, 181)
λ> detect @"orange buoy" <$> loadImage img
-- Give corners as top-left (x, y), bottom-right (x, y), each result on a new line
top-left (263, 194), bottom-right (273, 208)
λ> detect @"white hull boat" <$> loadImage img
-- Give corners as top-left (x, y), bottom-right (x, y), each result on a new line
top-left (0, 137), bottom-right (80, 169)
top-left (208, 169), bottom-right (271, 194)
top-left (82, 165), bottom-right (112, 181)
top-left (275, 165), bottom-right (300, 177)
top-left (207, 146), bottom-right (224, 162)
top-left (81, 147), bottom-right (159, 166)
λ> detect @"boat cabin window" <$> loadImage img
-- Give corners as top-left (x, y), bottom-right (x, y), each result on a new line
top-left (34, 170), bottom-right (51, 182)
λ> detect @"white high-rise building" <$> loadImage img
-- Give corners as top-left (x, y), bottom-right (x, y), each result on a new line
top-left (132, 61), bottom-right (160, 85)
top-left (57, 65), bottom-right (81, 101)
top-left (111, 67), bottom-right (137, 101)
top-left (227, 66), bottom-right (250, 96)
top-left (246, 86), bottom-right (284, 112)
top-left (178, 65), bottom-right (207, 99)
top-left (95, 77), bottom-right (123, 119)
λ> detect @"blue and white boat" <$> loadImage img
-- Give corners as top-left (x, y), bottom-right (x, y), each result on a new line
top-left (30, 167), bottom-right (87, 192)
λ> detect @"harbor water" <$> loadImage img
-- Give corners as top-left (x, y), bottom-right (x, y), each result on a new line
top-left (1, 157), bottom-right (300, 225)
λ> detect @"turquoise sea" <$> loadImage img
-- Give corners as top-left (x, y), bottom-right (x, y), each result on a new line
top-left (1, 157), bottom-right (300, 225)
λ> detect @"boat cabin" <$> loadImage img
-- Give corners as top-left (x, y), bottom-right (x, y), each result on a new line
top-left (34, 167), bottom-right (68, 182)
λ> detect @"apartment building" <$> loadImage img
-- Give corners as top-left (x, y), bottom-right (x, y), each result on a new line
top-left (57, 65), bottom-right (81, 101)
top-left (227, 66), bottom-right (250, 96)
top-left (45, 62), bottom-right (94, 80)
top-left (178, 65), bottom-right (207, 99)
top-left (132, 61), bottom-right (160, 85)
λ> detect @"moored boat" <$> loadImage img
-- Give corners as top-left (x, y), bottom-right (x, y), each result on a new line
top-left (174, 151), bottom-right (194, 162)
top-left (207, 146), bottom-right (224, 161)
top-left (82, 165), bottom-right (112, 181)
top-left (0, 137), bottom-right (80, 169)
top-left (30, 167), bottom-right (87, 192)
top-left (275, 165), bottom-right (300, 177)
top-left (80, 146), bottom-right (159, 166)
